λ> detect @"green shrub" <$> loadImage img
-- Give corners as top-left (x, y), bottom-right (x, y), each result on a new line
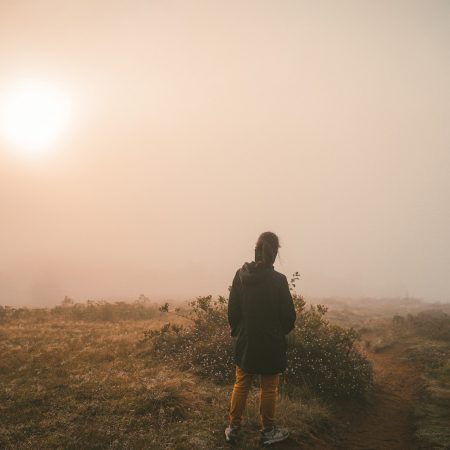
top-left (143, 296), bottom-right (235, 384)
top-left (285, 295), bottom-right (373, 397)
top-left (144, 289), bottom-right (373, 398)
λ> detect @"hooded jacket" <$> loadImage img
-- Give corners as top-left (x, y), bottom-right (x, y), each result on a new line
top-left (227, 262), bottom-right (296, 375)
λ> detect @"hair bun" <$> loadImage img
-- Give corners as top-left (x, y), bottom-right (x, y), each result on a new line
top-left (255, 231), bottom-right (279, 268)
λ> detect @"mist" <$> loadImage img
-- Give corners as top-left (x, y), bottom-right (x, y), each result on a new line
top-left (0, 0), bottom-right (449, 306)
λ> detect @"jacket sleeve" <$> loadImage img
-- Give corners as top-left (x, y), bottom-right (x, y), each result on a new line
top-left (279, 275), bottom-right (296, 334)
top-left (228, 270), bottom-right (242, 337)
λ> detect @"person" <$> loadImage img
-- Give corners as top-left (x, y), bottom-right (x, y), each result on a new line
top-left (225, 231), bottom-right (297, 446)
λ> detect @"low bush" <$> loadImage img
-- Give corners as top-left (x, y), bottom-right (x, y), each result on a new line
top-left (285, 295), bottom-right (373, 397)
top-left (144, 285), bottom-right (373, 398)
top-left (393, 310), bottom-right (450, 342)
top-left (143, 295), bottom-right (235, 384)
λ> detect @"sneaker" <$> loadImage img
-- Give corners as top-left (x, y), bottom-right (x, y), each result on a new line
top-left (224, 425), bottom-right (241, 444)
top-left (260, 426), bottom-right (289, 446)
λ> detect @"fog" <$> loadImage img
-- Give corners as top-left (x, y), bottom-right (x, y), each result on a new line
top-left (0, 1), bottom-right (449, 306)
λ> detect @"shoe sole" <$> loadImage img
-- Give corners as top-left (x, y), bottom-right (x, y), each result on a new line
top-left (260, 432), bottom-right (289, 446)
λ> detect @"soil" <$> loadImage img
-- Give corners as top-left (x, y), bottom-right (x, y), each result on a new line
top-left (331, 342), bottom-right (422, 450)
top-left (315, 343), bottom-right (421, 450)
top-left (278, 341), bottom-right (423, 450)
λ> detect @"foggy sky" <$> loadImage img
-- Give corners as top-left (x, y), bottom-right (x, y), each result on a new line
top-left (1, 0), bottom-right (449, 306)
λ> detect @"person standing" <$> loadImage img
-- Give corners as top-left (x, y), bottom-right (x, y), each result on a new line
top-left (225, 232), bottom-right (297, 445)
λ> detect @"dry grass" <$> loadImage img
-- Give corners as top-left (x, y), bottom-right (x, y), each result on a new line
top-left (0, 316), bottom-right (330, 449)
top-left (3, 297), bottom-right (447, 449)
top-left (364, 309), bottom-right (450, 450)
top-left (403, 338), bottom-right (450, 449)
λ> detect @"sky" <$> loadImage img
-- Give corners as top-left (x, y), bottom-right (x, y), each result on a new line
top-left (0, 0), bottom-right (449, 306)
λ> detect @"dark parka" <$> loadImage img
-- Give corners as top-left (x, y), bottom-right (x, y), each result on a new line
top-left (228, 262), bottom-right (296, 375)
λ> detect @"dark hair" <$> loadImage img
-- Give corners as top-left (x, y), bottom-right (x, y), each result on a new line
top-left (255, 231), bottom-right (280, 269)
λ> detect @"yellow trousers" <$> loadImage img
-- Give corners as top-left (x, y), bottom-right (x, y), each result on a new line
top-left (229, 365), bottom-right (280, 429)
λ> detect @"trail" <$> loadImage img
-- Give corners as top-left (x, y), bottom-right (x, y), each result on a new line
top-left (306, 342), bottom-right (423, 450)
top-left (241, 341), bottom-right (423, 450)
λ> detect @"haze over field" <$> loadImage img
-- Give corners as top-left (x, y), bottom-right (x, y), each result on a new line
top-left (0, 1), bottom-right (449, 306)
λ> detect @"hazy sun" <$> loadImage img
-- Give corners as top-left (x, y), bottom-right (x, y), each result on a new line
top-left (0, 79), bottom-right (71, 156)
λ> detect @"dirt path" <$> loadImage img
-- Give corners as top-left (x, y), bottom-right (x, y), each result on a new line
top-left (257, 341), bottom-right (423, 450)
top-left (324, 343), bottom-right (422, 450)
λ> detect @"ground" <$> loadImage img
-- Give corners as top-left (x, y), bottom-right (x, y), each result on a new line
top-left (330, 343), bottom-right (422, 450)
top-left (0, 298), bottom-right (448, 449)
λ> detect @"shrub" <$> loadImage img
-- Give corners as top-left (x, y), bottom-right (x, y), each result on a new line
top-left (285, 295), bottom-right (373, 397)
top-left (143, 296), bottom-right (235, 384)
top-left (393, 310), bottom-right (450, 342)
top-left (143, 286), bottom-right (373, 398)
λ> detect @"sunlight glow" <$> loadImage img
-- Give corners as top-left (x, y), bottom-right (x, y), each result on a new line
top-left (0, 79), bottom-right (71, 156)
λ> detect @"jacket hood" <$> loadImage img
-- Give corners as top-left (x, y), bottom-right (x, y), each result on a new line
top-left (239, 261), bottom-right (274, 286)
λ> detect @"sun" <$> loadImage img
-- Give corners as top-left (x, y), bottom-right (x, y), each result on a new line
top-left (0, 79), bottom-right (71, 157)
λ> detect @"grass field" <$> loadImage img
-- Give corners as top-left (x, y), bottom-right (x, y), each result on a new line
top-left (0, 297), bottom-right (449, 449)
top-left (0, 304), bottom-right (330, 449)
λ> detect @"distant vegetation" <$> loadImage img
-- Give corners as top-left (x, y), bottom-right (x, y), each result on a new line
top-left (393, 309), bottom-right (450, 342)
top-left (0, 295), bottom-right (161, 323)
